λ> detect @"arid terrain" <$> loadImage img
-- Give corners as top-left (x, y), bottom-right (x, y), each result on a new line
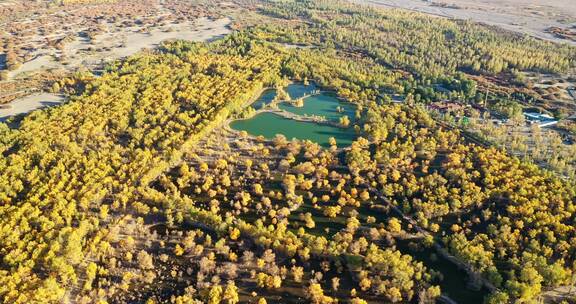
top-left (357, 0), bottom-right (576, 45)
top-left (7, 17), bottom-right (231, 79)
top-left (0, 92), bottom-right (64, 121)
top-left (0, 0), bottom-right (234, 116)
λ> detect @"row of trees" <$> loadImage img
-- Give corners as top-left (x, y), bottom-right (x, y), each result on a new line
top-left (258, 0), bottom-right (575, 78)
top-left (2, 0), bottom-right (575, 302)
top-left (145, 131), bottom-right (440, 303)
top-left (248, 0), bottom-right (576, 111)
top-left (0, 37), bottom-right (284, 303)
top-left (356, 101), bottom-right (576, 302)
top-left (246, 31), bottom-right (576, 302)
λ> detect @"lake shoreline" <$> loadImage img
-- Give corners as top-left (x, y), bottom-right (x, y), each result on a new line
top-left (228, 82), bottom-right (360, 148)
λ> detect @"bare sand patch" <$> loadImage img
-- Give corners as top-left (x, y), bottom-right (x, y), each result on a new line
top-left (2, 17), bottom-right (231, 119)
top-left (0, 92), bottom-right (65, 121)
top-left (73, 17), bottom-right (232, 65)
top-left (355, 0), bottom-right (576, 45)
top-left (8, 17), bottom-right (231, 79)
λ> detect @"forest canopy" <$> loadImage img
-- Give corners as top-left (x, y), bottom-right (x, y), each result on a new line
top-left (1, 0), bottom-right (576, 303)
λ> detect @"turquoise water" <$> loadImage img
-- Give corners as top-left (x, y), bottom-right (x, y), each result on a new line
top-left (231, 83), bottom-right (359, 147)
top-left (278, 93), bottom-right (357, 123)
top-left (252, 89), bottom-right (277, 110)
top-left (231, 83), bottom-right (484, 302)
top-left (286, 83), bottom-right (318, 99)
top-left (230, 112), bottom-right (357, 147)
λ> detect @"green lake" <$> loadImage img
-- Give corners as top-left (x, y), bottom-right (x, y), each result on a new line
top-left (231, 83), bottom-right (359, 147)
top-left (252, 89), bottom-right (277, 110)
top-left (278, 93), bottom-right (357, 123)
top-left (230, 112), bottom-right (357, 148)
top-left (285, 83), bottom-right (317, 99)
